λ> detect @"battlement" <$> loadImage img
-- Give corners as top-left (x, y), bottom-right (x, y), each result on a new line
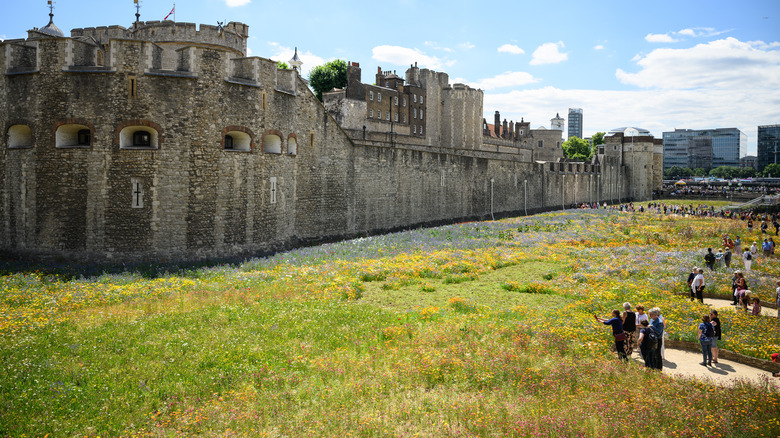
top-left (71, 20), bottom-right (248, 56)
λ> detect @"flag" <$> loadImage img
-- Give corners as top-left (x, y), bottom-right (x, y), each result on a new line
top-left (163, 5), bottom-right (175, 20)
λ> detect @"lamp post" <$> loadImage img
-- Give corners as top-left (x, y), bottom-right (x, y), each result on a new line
top-left (524, 179), bottom-right (527, 216)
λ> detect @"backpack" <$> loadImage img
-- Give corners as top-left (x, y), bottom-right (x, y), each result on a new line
top-left (746, 252), bottom-right (752, 260)
top-left (704, 322), bottom-right (715, 339)
top-left (644, 328), bottom-right (659, 349)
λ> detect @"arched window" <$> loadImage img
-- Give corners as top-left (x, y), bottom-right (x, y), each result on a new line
top-left (56, 124), bottom-right (92, 148)
top-left (223, 130), bottom-right (251, 151)
top-left (287, 136), bottom-right (297, 155)
top-left (263, 134), bottom-right (282, 154)
top-left (7, 124), bottom-right (33, 148)
top-left (119, 124), bottom-right (159, 149)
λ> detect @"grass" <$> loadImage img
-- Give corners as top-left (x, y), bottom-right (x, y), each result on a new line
top-left (1, 206), bottom-right (780, 437)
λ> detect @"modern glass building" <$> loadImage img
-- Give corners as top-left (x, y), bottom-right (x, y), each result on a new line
top-left (757, 125), bottom-right (780, 171)
top-left (567, 108), bottom-right (582, 139)
top-left (662, 128), bottom-right (746, 170)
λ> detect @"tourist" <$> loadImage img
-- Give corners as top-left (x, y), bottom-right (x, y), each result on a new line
top-left (734, 235), bottom-right (742, 255)
top-left (724, 247), bottom-right (732, 268)
top-left (770, 237), bottom-right (776, 256)
top-left (763, 238), bottom-right (772, 257)
top-left (739, 290), bottom-right (752, 312)
top-left (621, 302), bottom-right (636, 356)
top-left (687, 267), bottom-right (698, 301)
top-left (762, 221), bottom-right (769, 234)
top-left (752, 297), bottom-right (762, 316)
top-left (748, 219), bottom-right (753, 232)
top-left (692, 268), bottom-right (705, 303)
top-left (710, 310), bottom-right (721, 364)
top-left (714, 248), bottom-right (725, 269)
top-left (648, 308), bottom-right (665, 369)
top-left (704, 248), bottom-right (716, 270)
top-left (594, 310), bottom-right (628, 361)
top-left (743, 249), bottom-right (753, 271)
top-left (636, 319), bottom-right (655, 368)
top-left (698, 314), bottom-right (715, 366)
top-left (776, 280), bottom-right (780, 319)
top-left (751, 241), bottom-right (758, 256)
top-left (635, 305), bottom-right (648, 348)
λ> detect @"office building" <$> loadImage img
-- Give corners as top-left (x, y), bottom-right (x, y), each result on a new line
top-left (757, 125), bottom-right (780, 171)
top-left (567, 108), bottom-right (582, 139)
top-left (662, 128), bottom-right (746, 170)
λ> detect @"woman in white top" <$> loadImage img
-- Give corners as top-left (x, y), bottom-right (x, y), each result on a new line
top-left (743, 249), bottom-right (753, 271)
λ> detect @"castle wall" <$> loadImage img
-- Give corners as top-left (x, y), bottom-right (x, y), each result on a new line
top-left (1, 30), bottom-right (645, 263)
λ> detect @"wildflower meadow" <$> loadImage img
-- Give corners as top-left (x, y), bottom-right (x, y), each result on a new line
top-left (1, 207), bottom-right (779, 437)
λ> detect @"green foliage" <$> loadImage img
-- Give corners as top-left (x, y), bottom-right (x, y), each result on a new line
top-left (664, 166), bottom-right (694, 179)
top-left (763, 163), bottom-right (780, 177)
top-left (591, 131), bottom-right (605, 146)
top-left (562, 136), bottom-right (592, 160)
top-left (692, 167), bottom-right (707, 176)
top-left (707, 166), bottom-right (756, 179)
top-left (276, 60), bottom-right (289, 69)
top-left (308, 59), bottom-right (347, 101)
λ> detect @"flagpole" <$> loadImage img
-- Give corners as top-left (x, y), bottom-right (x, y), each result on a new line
top-left (173, 2), bottom-right (176, 22)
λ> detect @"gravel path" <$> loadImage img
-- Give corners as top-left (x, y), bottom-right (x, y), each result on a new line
top-left (703, 297), bottom-right (778, 317)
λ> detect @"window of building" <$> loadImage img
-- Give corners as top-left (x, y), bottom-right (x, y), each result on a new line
top-left (370, 109), bottom-right (373, 118)
top-left (385, 81), bottom-right (389, 87)
top-left (386, 112), bottom-right (390, 121)
top-left (420, 110), bottom-right (423, 120)
top-left (403, 114), bottom-right (407, 123)
top-left (537, 140), bottom-right (543, 148)
top-left (414, 95), bottom-right (417, 103)
top-left (369, 91), bottom-right (373, 101)
top-left (223, 130), bottom-right (251, 151)
top-left (394, 113), bottom-right (398, 122)
top-left (413, 125), bottom-right (417, 134)
top-left (56, 124), bottom-right (93, 148)
top-left (378, 93), bottom-right (381, 102)
top-left (7, 124), bottom-right (33, 148)
top-left (420, 125), bottom-right (423, 134)
top-left (263, 134), bottom-right (282, 154)
top-left (420, 95), bottom-right (423, 104)
top-left (119, 123), bottom-right (160, 149)
top-left (288, 136), bottom-right (297, 155)
top-left (378, 110), bottom-right (381, 119)
top-left (402, 97), bottom-right (406, 107)
top-left (394, 96), bottom-right (398, 105)
top-left (413, 108), bottom-right (417, 118)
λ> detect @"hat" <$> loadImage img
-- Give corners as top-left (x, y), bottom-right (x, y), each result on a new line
top-left (772, 353), bottom-right (779, 362)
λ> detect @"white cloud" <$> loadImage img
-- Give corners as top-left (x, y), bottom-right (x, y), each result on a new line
top-left (529, 41), bottom-right (567, 65)
top-left (497, 44), bottom-right (524, 55)
top-left (593, 45), bottom-right (604, 51)
top-left (645, 33), bottom-right (678, 43)
top-left (617, 37), bottom-right (780, 90)
top-left (424, 41), bottom-right (453, 52)
top-left (225, 0), bottom-right (251, 6)
top-left (371, 45), bottom-right (448, 70)
top-left (468, 71), bottom-right (539, 90)
top-left (678, 28), bottom-right (696, 37)
top-left (459, 42), bottom-right (475, 50)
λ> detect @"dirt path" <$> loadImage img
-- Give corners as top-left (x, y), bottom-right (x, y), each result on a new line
top-left (629, 348), bottom-right (780, 387)
top-left (703, 297), bottom-right (778, 317)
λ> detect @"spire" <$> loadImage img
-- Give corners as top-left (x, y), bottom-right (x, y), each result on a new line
top-left (39, 0), bottom-right (64, 37)
top-left (134, 0), bottom-right (142, 27)
top-left (289, 47), bottom-right (303, 72)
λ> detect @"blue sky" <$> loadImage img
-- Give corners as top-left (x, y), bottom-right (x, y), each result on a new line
top-left (2, 0), bottom-right (779, 155)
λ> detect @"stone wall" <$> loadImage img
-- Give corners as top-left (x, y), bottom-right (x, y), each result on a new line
top-left (0, 29), bottom-right (642, 263)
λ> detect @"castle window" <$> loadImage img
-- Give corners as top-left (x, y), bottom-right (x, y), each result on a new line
top-left (394, 113), bottom-right (398, 122)
top-left (537, 140), bottom-right (543, 148)
top-left (420, 125), bottom-right (423, 134)
top-left (128, 76), bottom-right (137, 99)
top-left (7, 124), bottom-right (33, 149)
top-left (420, 110), bottom-right (423, 120)
top-left (378, 110), bottom-right (381, 119)
top-left (414, 95), bottom-right (417, 103)
top-left (413, 125), bottom-right (417, 134)
top-left (287, 135), bottom-right (297, 155)
top-left (119, 125), bottom-right (159, 149)
top-left (223, 130), bottom-right (251, 151)
top-left (403, 97), bottom-right (406, 107)
top-left (378, 93), bottom-right (382, 102)
top-left (133, 131), bottom-right (151, 147)
top-left (56, 124), bottom-right (93, 148)
top-left (420, 96), bottom-right (423, 104)
top-left (403, 114), bottom-right (407, 123)
top-left (394, 96), bottom-right (398, 105)
top-left (369, 91), bottom-right (374, 101)
top-left (385, 81), bottom-right (389, 87)
top-left (413, 108), bottom-right (417, 118)
top-left (370, 109), bottom-right (373, 118)
top-left (263, 134), bottom-right (282, 154)
top-left (386, 112), bottom-right (390, 121)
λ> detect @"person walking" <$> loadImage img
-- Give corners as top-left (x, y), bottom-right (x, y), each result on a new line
top-left (743, 249), bottom-right (753, 271)
top-left (687, 267), bottom-right (698, 301)
top-left (648, 308), bottom-right (664, 370)
top-left (621, 302), bottom-right (636, 356)
top-left (752, 297), bottom-right (762, 316)
top-left (698, 315), bottom-right (715, 366)
top-left (704, 248), bottom-right (716, 270)
top-left (595, 310), bottom-right (628, 361)
top-left (637, 320), bottom-right (656, 368)
top-left (724, 247), bottom-right (732, 268)
top-left (734, 235), bottom-right (742, 255)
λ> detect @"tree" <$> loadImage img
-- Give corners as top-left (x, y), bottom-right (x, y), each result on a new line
top-left (709, 166), bottom-right (738, 179)
top-left (737, 167), bottom-right (756, 178)
top-left (763, 163), bottom-right (780, 177)
top-left (561, 136), bottom-right (591, 160)
top-left (692, 168), bottom-right (707, 177)
top-left (308, 59), bottom-right (347, 101)
top-left (277, 61), bottom-right (289, 69)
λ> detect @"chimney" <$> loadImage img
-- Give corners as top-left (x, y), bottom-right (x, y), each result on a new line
top-left (494, 111), bottom-right (500, 137)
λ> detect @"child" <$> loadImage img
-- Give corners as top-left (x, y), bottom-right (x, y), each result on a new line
top-left (752, 297), bottom-right (762, 316)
